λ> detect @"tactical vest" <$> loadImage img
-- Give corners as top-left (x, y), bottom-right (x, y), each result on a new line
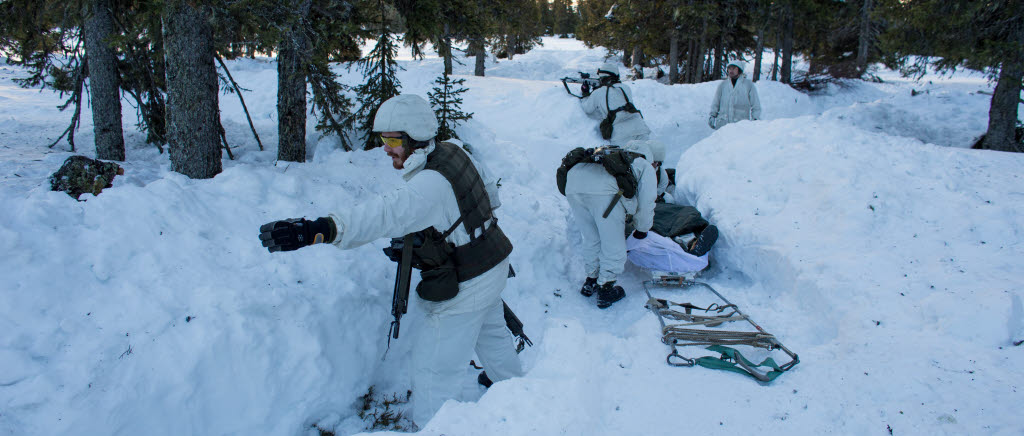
top-left (423, 141), bottom-right (513, 282)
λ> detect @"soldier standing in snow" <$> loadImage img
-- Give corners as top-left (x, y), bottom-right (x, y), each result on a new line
top-left (708, 60), bottom-right (763, 130)
top-left (581, 62), bottom-right (652, 145)
top-left (559, 140), bottom-right (658, 309)
top-left (258, 94), bottom-right (523, 427)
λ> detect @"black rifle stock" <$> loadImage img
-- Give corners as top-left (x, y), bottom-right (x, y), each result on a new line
top-left (502, 301), bottom-right (533, 353)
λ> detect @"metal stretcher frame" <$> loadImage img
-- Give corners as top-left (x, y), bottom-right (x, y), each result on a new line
top-left (642, 274), bottom-right (800, 382)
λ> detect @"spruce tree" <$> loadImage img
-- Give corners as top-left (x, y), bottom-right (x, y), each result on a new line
top-left (276, 0), bottom-right (311, 163)
top-left (880, 0), bottom-right (1024, 152)
top-left (354, 3), bottom-right (402, 150)
top-left (221, 0), bottom-right (363, 155)
top-left (83, 0), bottom-right (125, 161)
top-left (163, 0), bottom-right (222, 178)
top-left (427, 72), bottom-right (473, 141)
top-left (0, 0), bottom-right (128, 156)
top-left (491, 0), bottom-right (545, 59)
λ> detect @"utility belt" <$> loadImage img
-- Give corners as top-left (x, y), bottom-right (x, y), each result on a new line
top-left (387, 217), bottom-right (513, 302)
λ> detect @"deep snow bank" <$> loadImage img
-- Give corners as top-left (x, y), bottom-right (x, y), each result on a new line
top-left (3, 36), bottom-right (1022, 436)
top-left (0, 151), bottom-right (410, 434)
top-left (674, 116), bottom-right (1024, 433)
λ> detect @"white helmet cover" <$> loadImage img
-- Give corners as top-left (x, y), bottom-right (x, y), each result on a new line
top-left (597, 62), bottom-right (620, 78)
top-left (372, 94), bottom-right (438, 141)
top-left (646, 139), bottom-right (666, 162)
top-left (726, 60), bottom-right (746, 73)
top-left (624, 139), bottom-right (653, 162)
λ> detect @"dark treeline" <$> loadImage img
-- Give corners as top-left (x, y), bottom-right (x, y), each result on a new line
top-left (575, 0), bottom-right (1022, 152)
top-left (577, 0), bottom-right (886, 84)
top-left (0, 0), bottom-right (1020, 177)
top-left (0, 0), bottom-right (548, 178)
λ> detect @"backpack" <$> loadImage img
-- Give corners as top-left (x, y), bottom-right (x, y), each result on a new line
top-left (599, 86), bottom-right (643, 140)
top-left (556, 146), bottom-right (642, 199)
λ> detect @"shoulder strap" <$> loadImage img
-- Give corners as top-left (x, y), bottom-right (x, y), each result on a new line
top-left (607, 86), bottom-right (641, 117)
top-left (605, 84), bottom-right (611, 111)
top-left (441, 214), bottom-right (465, 240)
top-left (606, 85), bottom-right (629, 111)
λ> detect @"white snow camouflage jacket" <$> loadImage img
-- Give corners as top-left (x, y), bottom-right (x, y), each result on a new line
top-left (581, 83), bottom-right (652, 145)
top-left (328, 141), bottom-right (509, 315)
top-left (709, 74), bottom-right (762, 128)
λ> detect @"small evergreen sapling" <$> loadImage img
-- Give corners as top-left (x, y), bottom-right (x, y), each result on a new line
top-left (354, 21), bottom-right (402, 149)
top-left (427, 72), bottom-right (473, 142)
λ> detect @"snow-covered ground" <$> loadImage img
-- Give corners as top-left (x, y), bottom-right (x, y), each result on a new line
top-left (1, 37), bottom-right (1022, 436)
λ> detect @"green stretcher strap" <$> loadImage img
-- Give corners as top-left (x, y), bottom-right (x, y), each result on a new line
top-left (694, 345), bottom-right (798, 383)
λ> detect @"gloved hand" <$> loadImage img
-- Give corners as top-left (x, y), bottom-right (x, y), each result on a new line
top-left (708, 116), bottom-right (717, 129)
top-left (581, 83), bottom-right (591, 97)
top-left (632, 230), bottom-right (648, 239)
top-left (259, 217), bottom-right (336, 252)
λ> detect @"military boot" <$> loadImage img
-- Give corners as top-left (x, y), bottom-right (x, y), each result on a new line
top-left (596, 281), bottom-right (625, 309)
top-left (686, 225), bottom-right (719, 257)
top-left (580, 277), bottom-right (599, 297)
top-left (478, 371), bottom-right (493, 388)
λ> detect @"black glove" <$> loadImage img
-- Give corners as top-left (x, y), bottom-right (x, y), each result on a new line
top-left (259, 217), bottom-right (336, 253)
top-left (632, 230), bottom-right (648, 239)
top-left (581, 83), bottom-right (591, 97)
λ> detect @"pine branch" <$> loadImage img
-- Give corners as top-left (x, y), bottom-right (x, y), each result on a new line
top-left (216, 55), bottom-right (263, 151)
top-left (218, 119), bottom-right (235, 160)
top-left (49, 53), bottom-right (86, 151)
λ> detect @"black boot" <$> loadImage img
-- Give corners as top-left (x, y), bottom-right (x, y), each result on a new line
top-left (478, 371), bottom-right (493, 388)
top-left (580, 277), bottom-right (598, 297)
top-left (686, 225), bottom-right (718, 257)
top-left (597, 281), bottom-right (625, 309)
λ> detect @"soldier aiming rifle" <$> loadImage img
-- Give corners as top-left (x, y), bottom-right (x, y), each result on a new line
top-left (561, 71), bottom-right (605, 99)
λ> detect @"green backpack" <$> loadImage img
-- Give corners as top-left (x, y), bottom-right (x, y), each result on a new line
top-left (556, 146), bottom-right (642, 199)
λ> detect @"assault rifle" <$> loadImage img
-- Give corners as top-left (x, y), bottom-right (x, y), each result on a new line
top-left (383, 234), bottom-right (415, 347)
top-left (561, 72), bottom-right (604, 99)
top-left (383, 235), bottom-right (534, 353)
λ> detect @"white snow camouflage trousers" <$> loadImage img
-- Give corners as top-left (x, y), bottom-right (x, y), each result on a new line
top-left (568, 192), bottom-right (628, 285)
top-left (411, 257), bottom-right (523, 426)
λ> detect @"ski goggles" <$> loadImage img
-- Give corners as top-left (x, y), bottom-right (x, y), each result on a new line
top-left (379, 135), bottom-right (404, 149)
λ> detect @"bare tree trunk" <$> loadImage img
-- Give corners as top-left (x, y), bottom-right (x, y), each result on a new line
top-left (684, 39), bottom-right (696, 83)
top-left (471, 38), bottom-right (486, 77)
top-left (83, 0), bottom-right (124, 161)
top-left (277, 10), bottom-right (310, 163)
top-left (712, 36), bottom-right (723, 79)
top-left (981, 60), bottom-right (1024, 152)
top-left (621, 46), bottom-right (631, 68)
top-left (753, 27), bottom-right (764, 82)
top-left (669, 26), bottom-right (679, 84)
top-left (772, 29), bottom-right (780, 81)
top-left (856, 0), bottom-right (873, 77)
top-left (780, 3), bottom-right (794, 84)
top-left (163, 0), bottom-right (221, 178)
top-left (698, 16), bottom-right (709, 81)
top-left (704, 48), bottom-right (713, 81)
top-left (442, 24), bottom-right (453, 75)
top-left (146, 16), bottom-right (167, 145)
